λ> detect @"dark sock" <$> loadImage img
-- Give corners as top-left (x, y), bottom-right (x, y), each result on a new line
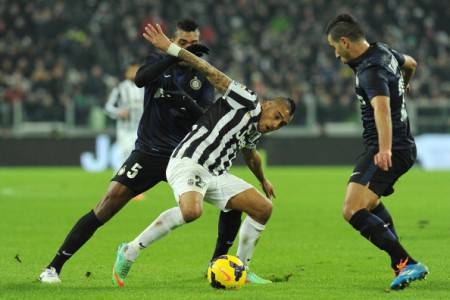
top-left (211, 210), bottom-right (242, 260)
top-left (349, 209), bottom-right (416, 270)
top-left (48, 210), bottom-right (103, 274)
top-left (371, 202), bottom-right (398, 238)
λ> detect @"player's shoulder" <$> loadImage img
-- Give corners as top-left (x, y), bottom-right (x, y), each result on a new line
top-left (227, 81), bottom-right (257, 99)
top-left (358, 43), bottom-right (398, 73)
top-left (223, 81), bottom-right (258, 108)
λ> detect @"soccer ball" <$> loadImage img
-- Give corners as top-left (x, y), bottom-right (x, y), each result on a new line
top-left (207, 255), bottom-right (247, 289)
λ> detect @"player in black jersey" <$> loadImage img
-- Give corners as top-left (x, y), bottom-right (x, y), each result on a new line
top-left (111, 23), bottom-right (295, 286)
top-left (39, 19), bottom-right (243, 284)
top-left (326, 14), bottom-right (428, 290)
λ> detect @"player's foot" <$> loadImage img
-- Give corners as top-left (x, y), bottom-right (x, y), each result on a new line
top-left (246, 269), bottom-right (272, 284)
top-left (112, 243), bottom-right (134, 287)
top-left (39, 267), bottom-right (61, 284)
top-left (390, 261), bottom-right (429, 290)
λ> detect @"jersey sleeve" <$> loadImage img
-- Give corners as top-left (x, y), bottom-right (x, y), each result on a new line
top-left (104, 86), bottom-right (120, 119)
top-left (223, 80), bottom-right (258, 109)
top-left (135, 52), bottom-right (168, 87)
top-left (390, 48), bottom-right (406, 67)
top-left (359, 67), bottom-right (390, 100)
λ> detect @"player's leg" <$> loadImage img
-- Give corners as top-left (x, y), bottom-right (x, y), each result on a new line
top-left (345, 147), bottom-right (428, 289)
top-left (40, 151), bottom-right (165, 283)
top-left (41, 181), bottom-right (134, 283)
top-left (210, 210), bottom-right (242, 260)
top-left (124, 191), bottom-right (203, 258)
top-left (343, 182), bottom-right (416, 269)
top-left (370, 201), bottom-right (397, 238)
top-left (206, 173), bottom-right (272, 284)
top-left (112, 158), bottom-right (209, 286)
top-left (226, 188), bottom-right (272, 262)
top-left (112, 203), bottom-right (189, 287)
top-left (225, 187), bottom-right (273, 284)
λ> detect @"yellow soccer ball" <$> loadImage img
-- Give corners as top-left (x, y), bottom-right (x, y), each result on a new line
top-left (207, 255), bottom-right (247, 289)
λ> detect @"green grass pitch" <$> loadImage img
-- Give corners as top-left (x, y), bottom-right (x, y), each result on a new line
top-left (1, 166), bottom-right (449, 299)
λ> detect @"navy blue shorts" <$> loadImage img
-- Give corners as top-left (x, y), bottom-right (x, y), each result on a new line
top-left (348, 147), bottom-right (416, 197)
top-left (111, 150), bottom-right (170, 194)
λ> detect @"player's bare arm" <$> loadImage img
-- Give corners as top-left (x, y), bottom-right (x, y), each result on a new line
top-left (401, 55), bottom-right (417, 91)
top-left (371, 96), bottom-right (392, 171)
top-left (143, 23), bottom-right (231, 94)
top-left (242, 148), bottom-right (275, 199)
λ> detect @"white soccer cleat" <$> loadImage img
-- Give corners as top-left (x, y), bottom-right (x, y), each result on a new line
top-left (39, 267), bottom-right (61, 284)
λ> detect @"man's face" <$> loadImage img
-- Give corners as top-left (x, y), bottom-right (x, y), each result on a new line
top-left (257, 100), bottom-right (292, 133)
top-left (327, 34), bottom-right (352, 63)
top-left (173, 29), bottom-right (200, 48)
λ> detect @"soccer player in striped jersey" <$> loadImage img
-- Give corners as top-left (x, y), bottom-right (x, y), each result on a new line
top-left (105, 64), bottom-right (144, 171)
top-left (112, 23), bottom-right (296, 287)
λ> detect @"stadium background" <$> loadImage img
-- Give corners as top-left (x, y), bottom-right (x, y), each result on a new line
top-left (1, 0), bottom-right (449, 167)
top-left (1, 1), bottom-right (450, 299)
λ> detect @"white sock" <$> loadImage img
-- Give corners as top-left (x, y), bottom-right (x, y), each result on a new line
top-left (237, 217), bottom-right (266, 267)
top-left (125, 207), bottom-right (185, 261)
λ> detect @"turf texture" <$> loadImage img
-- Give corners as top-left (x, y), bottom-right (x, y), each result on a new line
top-left (0, 167), bottom-right (449, 299)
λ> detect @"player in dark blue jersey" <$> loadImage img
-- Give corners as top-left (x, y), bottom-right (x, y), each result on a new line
top-left (39, 19), bottom-right (243, 284)
top-left (326, 14), bottom-right (428, 290)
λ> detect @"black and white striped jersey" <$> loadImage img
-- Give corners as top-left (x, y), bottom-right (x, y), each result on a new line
top-left (172, 80), bottom-right (262, 175)
top-left (105, 79), bottom-right (144, 135)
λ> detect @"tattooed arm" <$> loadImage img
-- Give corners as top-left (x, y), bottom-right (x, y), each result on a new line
top-left (142, 23), bottom-right (232, 94)
top-left (177, 49), bottom-right (231, 93)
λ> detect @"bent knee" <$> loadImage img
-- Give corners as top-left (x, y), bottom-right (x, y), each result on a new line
top-left (181, 207), bottom-right (202, 223)
top-left (256, 199), bottom-right (273, 224)
top-left (342, 205), bottom-right (353, 222)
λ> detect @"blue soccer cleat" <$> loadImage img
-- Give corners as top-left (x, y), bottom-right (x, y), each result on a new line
top-left (246, 270), bottom-right (272, 284)
top-left (390, 261), bottom-right (429, 290)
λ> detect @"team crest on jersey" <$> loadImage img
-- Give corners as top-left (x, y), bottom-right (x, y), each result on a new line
top-left (190, 76), bottom-right (202, 90)
top-left (117, 165), bottom-right (126, 176)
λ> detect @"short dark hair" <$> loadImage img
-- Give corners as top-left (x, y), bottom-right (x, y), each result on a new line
top-left (286, 98), bottom-right (296, 116)
top-left (325, 14), bottom-right (365, 42)
top-left (176, 19), bottom-right (199, 32)
top-left (273, 97), bottom-right (296, 116)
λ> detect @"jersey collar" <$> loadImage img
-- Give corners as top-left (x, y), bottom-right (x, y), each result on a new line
top-left (347, 42), bottom-right (377, 70)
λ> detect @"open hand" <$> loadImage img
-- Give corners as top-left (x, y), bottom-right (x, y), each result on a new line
top-left (261, 179), bottom-right (276, 200)
top-left (142, 23), bottom-right (171, 52)
top-left (374, 149), bottom-right (392, 171)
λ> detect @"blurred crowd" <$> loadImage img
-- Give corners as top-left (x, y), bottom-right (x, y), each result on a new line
top-left (0, 0), bottom-right (449, 128)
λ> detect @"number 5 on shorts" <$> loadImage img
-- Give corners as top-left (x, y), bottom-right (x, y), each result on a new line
top-left (127, 163), bottom-right (143, 179)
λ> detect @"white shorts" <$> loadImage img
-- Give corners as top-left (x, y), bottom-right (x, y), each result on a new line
top-left (166, 157), bottom-right (253, 212)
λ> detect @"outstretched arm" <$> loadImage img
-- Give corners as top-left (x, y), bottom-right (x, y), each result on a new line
top-left (142, 23), bottom-right (232, 94)
top-left (242, 148), bottom-right (275, 199)
top-left (135, 55), bottom-right (177, 88)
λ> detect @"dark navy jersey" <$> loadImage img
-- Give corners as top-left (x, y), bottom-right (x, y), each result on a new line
top-left (348, 42), bottom-right (415, 150)
top-left (135, 52), bottom-right (214, 157)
